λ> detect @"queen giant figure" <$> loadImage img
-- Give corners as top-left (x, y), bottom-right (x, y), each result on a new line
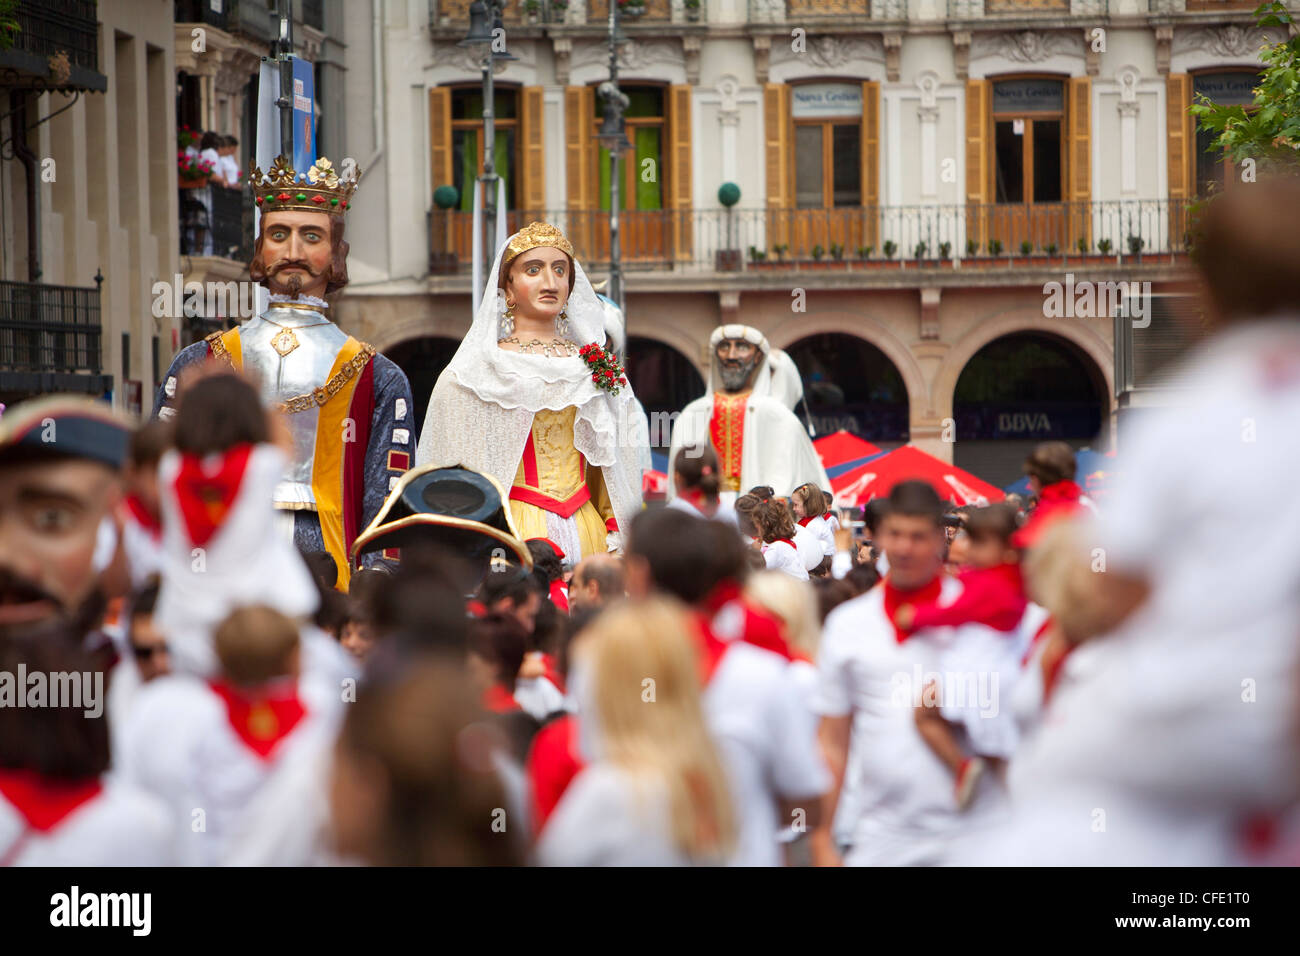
top-left (415, 222), bottom-right (644, 566)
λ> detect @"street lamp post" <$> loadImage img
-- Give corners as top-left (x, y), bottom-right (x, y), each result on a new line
top-left (460, 1), bottom-right (516, 285)
top-left (596, 6), bottom-right (631, 316)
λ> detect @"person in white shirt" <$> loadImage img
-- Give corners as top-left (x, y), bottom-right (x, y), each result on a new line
top-left (666, 444), bottom-right (739, 528)
top-left (754, 499), bottom-right (809, 582)
top-left (792, 482), bottom-right (835, 567)
top-left (811, 480), bottom-right (1009, 866)
top-left (537, 597), bottom-right (738, 866)
top-left (978, 180), bottom-right (1300, 866)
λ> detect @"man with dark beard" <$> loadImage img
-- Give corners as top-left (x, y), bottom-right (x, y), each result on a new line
top-left (0, 397), bottom-right (132, 639)
top-left (152, 157), bottom-right (413, 588)
top-left (667, 325), bottom-right (828, 501)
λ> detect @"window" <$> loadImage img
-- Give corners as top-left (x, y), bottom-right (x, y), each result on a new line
top-left (595, 87), bottom-right (665, 212)
top-left (992, 78), bottom-right (1064, 204)
top-left (451, 87), bottom-right (518, 212)
top-left (792, 82), bottom-right (862, 208)
top-left (1193, 72), bottom-right (1259, 196)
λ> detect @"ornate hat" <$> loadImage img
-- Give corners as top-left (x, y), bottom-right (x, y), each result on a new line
top-left (251, 155), bottom-right (360, 215)
top-left (351, 464), bottom-right (533, 571)
top-left (503, 221), bottom-right (575, 265)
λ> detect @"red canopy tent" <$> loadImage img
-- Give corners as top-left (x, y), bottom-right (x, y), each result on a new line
top-left (814, 430), bottom-right (882, 473)
top-left (831, 445), bottom-right (1005, 507)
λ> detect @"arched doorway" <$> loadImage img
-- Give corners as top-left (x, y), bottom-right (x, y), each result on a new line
top-left (783, 333), bottom-right (909, 445)
top-left (953, 332), bottom-right (1107, 489)
top-left (626, 336), bottom-right (704, 453)
top-left (383, 336), bottom-right (462, 439)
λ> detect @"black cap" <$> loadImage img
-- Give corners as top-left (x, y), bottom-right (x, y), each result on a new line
top-left (0, 396), bottom-right (131, 470)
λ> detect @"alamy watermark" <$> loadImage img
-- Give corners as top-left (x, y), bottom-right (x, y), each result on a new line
top-left (1042, 273), bottom-right (1152, 329)
top-left (0, 666), bottom-right (103, 718)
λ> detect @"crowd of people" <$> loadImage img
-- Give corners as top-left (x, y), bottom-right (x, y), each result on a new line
top-left (0, 180), bottom-right (1298, 867)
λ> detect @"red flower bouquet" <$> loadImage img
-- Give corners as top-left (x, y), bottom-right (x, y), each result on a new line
top-left (579, 343), bottom-right (627, 395)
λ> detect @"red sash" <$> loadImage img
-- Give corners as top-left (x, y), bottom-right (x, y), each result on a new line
top-left (208, 679), bottom-right (307, 760)
top-left (882, 575), bottom-right (944, 644)
top-left (174, 444), bottom-right (254, 547)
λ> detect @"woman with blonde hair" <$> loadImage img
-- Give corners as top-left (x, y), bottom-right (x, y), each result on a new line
top-left (536, 597), bottom-right (736, 865)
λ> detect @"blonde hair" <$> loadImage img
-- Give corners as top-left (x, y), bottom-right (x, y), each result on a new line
top-left (571, 597), bottom-right (736, 861)
top-left (793, 483), bottom-right (827, 519)
top-left (744, 570), bottom-right (821, 657)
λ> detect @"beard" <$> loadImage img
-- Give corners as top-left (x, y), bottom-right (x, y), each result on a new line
top-left (718, 356), bottom-right (759, 392)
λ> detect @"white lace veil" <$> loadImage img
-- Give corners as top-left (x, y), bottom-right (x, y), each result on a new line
top-left (415, 228), bottom-right (645, 537)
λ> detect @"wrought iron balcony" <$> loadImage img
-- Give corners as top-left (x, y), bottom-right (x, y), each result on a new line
top-left (947, 0), bottom-right (1108, 18)
top-left (0, 279), bottom-right (105, 381)
top-left (430, 200), bottom-right (1194, 275)
top-left (180, 185), bottom-right (254, 261)
top-left (174, 0), bottom-right (229, 29)
top-left (748, 0), bottom-right (907, 22)
top-left (0, 0), bottom-right (105, 92)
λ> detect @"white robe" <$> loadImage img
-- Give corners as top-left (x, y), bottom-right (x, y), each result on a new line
top-left (667, 393), bottom-right (829, 500)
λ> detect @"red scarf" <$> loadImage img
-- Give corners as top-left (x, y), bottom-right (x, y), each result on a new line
top-left (207, 679), bottom-right (307, 760)
top-left (697, 579), bottom-right (793, 661)
top-left (483, 683), bottom-right (521, 714)
top-left (1014, 480), bottom-right (1085, 550)
top-left (767, 538), bottom-right (796, 550)
top-left (548, 578), bottom-right (570, 614)
top-left (882, 574), bottom-right (944, 644)
top-left (122, 493), bottom-right (162, 540)
top-left (0, 769), bottom-right (103, 833)
top-left (797, 515), bottom-right (818, 528)
top-left (174, 444), bottom-right (254, 548)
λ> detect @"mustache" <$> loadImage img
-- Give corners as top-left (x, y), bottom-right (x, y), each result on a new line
top-left (0, 567), bottom-right (60, 610)
top-left (270, 259), bottom-right (321, 277)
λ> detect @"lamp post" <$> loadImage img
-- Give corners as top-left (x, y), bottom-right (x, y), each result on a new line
top-left (460, 1), bottom-right (516, 284)
top-left (275, 0), bottom-right (294, 164)
top-left (595, 5), bottom-right (631, 317)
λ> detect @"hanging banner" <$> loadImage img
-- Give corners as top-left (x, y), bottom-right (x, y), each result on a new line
top-left (292, 57), bottom-right (315, 175)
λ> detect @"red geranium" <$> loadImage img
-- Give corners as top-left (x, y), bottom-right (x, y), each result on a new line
top-left (581, 342), bottom-right (627, 395)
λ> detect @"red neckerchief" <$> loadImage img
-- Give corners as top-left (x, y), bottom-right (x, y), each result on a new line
top-left (767, 538), bottom-right (796, 550)
top-left (174, 444), bottom-right (254, 548)
top-left (1013, 480), bottom-right (1085, 550)
top-left (691, 614), bottom-right (732, 685)
top-left (123, 493), bottom-right (162, 540)
top-left (1039, 480), bottom-right (1082, 504)
top-left (548, 578), bottom-right (570, 614)
top-left (698, 579), bottom-right (794, 661)
top-left (797, 515), bottom-right (816, 527)
top-left (882, 574), bottom-right (944, 644)
top-left (679, 488), bottom-right (707, 509)
top-left (0, 769), bottom-right (103, 832)
top-left (539, 653), bottom-right (567, 695)
top-left (207, 679), bottom-right (307, 760)
top-left (483, 683), bottom-right (521, 714)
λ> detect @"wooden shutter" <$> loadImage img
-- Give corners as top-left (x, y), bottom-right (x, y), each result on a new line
top-left (520, 86), bottom-right (545, 216)
top-left (1068, 76), bottom-right (1092, 250)
top-left (429, 85), bottom-right (452, 191)
top-left (668, 84), bottom-right (693, 261)
top-left (564, 85), bottom-right (594, 255)
top-left (764, 82), bottom-right (791, 249)
top-left (964, 78), bottom-right (991, 247)
top-left (860, 80), bottom-right (880, 247)
top-left (1166, 73), bottom-right (1192, 200)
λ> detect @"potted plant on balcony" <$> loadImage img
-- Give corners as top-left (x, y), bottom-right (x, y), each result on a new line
top-left (684, 0), bottom-right (702, 22)
top-left (965, 238), bottom-right (979, 260)
top-left (618, 0), bottom-right (647, 18)
top-left (178, 152), bottom-right (215, 189)
top-left (829, 242), bottom-right (846, 267)
top-left (551, 0), bottom-right (569, 20)
top-left (715, 182), bottom-right (743, 271)
top-left (772, 243), bottom-right (788, 263)
top-left (1097, 237), bottom-right (1113, 258)
top-left (1125, 234), bottom-right (1144, 264)
top-left (429, 185), bottom-right (461, 275)
top-left (913, 240), bottom-right (934, 267)
top-left (986, 238), bottom-right (1003, 260)
top-left (938, 240), bottom-right (952, 264)
top-left (523, 0), bottom-right (542, 24)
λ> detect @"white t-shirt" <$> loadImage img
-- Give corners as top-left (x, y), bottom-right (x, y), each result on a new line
top-left (992, 319), bottom-right (1300, 865)
top-left (792, 523), bottom-right (822, 571)
top-left (514, 675), bottom-right (566, 721)
top-left (664, 494), bottom-right (740, 528)
top-left (0, 778), bottom-right (173, 866)
top-left (799, 514), bottom-right (836, 557)
top-left (813, 578), bottom-right (1006, 865)
top-left (762, 539), bottom-right (809, 581)
top-left (704, 642), bottom-right (830, 866)
top-left (536, 764), bottom-right (704, 866)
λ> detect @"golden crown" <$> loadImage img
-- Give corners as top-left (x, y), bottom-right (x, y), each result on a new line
top-left (504, 221), bottom-right (575, 264)
top-left (251, 156), bottom-right (360, 215)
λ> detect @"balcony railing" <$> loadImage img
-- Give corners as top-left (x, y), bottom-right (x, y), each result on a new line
top-left (749, 0), bottom-right (907, 21)
top-left (0, 280), bottom-right (103, 375)
top-left (2, 0), bottom-right (104, 91)
top-left (430, 200), bottom-right (1194, 275)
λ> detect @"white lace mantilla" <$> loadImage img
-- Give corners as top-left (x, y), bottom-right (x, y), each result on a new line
top-left (415, 231), bottom-right (645, 536)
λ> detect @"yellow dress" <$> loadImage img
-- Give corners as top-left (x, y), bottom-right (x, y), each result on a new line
top-left (509, 406), bottom-right (616, 561)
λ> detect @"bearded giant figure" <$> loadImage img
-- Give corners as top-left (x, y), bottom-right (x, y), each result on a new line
top-left (667, 325), bottom-right (828, 500)
top-left (152, 157), bottom-right (414, 589)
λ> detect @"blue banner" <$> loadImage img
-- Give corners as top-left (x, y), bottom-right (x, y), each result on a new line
top-left (291, 58), bottom-right (315, 175)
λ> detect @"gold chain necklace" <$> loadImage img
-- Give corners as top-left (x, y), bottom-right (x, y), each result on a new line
top-left (501, 336), bottom-right (579, 358)
top-left (263, 313), bottom-right (331, 357)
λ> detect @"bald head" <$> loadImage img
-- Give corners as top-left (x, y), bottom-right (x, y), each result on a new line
top-left (570, 553), bottom-right (625, 611)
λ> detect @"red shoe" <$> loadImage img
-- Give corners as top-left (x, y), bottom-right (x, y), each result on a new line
top-left (955, 757), bottom-right (986, 810)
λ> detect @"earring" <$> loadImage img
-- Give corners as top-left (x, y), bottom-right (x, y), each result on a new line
top-left (500, 301), bottom-right (515, 338)
top-left (556, 308), bottom-right (570, 337)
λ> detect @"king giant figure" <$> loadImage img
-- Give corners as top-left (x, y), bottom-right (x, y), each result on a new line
top-left (153, 156), bottom-right (413, 588)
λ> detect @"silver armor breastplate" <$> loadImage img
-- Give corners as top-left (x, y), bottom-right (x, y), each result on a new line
top-left (240, 309), bottom-right (351, 510)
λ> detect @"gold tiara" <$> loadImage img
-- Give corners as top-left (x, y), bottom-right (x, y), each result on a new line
top-left (251, 156), bottom-right (360, 215)
top-left (504, 221), bottom-right (574, 264)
